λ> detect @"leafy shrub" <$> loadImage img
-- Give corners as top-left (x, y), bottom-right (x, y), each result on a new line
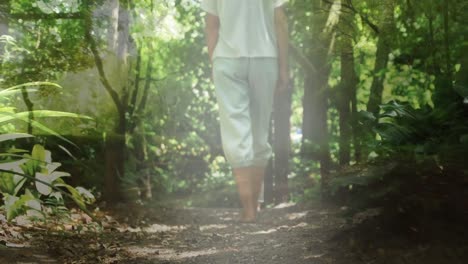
top-left (329, 99), bottom-right (468, 222)
top-left (0, 82), bottom-right (95, 221)
top-left (367, 100), bottom-right (467, 155)
top-left (0, 143), bottom-right (95, 221)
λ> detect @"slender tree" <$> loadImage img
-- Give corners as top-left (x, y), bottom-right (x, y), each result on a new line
top-left (337, 25), bottom-right (358, 166)
top-left (0, 1), bottom-right (9, 60)
top-left (84, 0), bottom-right (133, 201)
top-left (455, 48), bottom-right (468, 97)
top-left (273, 86), bottom-right (293, 203)
top-left (366, 0), bottom-right (395, 116)
top-left (301, 0), bottom-right (339, 189)
top-left (85, 0), bottom-right (161, 201)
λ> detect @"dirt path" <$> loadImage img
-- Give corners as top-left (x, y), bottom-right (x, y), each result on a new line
top-left (2, 202), bottom-right (467, 263)
top-left (2, 202), bottom-right (350, 264)
top-left (111, 203), bottom-right (345, 264)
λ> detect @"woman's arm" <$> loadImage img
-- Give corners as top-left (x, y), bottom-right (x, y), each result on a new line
top-left (205, 13), bottom-right (220, 63)
top-left (274, 6), bottom-right (289, 92)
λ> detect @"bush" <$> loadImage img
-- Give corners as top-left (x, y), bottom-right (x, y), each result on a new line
top-left (328, 99), bottom-right (468, 227)
top-left (0, 82), bottom-right (95, 222)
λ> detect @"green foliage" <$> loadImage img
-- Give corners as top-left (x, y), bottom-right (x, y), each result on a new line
top-left (0, 143), bottom-right (95, 221)
top-left (3, 190), bottom-right (38, 221)
top-left (358, 99), bottom-right (468, 158)
top-left (329, 96), bottom-right (467, 217)
top-left (1, 0), bottom-right (467, 208)
top-left (0, 79), bottom-right (95, 221)
top-left (0, 81), bottom-right (92, 135)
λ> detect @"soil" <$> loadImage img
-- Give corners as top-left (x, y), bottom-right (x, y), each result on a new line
top-left (1, 201), bottom-right (467, 264)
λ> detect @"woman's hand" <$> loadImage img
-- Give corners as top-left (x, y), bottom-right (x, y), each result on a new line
top-left (276, 67), bottom-right (290, 94)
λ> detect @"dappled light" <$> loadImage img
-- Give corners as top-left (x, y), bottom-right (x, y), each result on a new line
top-left (117, 223), bottom-right (188, 233)
top-left (286, 211), bottom-right (308, 220)
top-left (125, 246), bottom-right (229, 261)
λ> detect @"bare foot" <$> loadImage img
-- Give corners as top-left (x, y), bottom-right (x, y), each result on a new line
top-left (239, 211), bottom-right (256, 223)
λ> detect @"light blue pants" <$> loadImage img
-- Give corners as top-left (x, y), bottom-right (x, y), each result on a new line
top-left (213, 57), bottom-right (278, 169)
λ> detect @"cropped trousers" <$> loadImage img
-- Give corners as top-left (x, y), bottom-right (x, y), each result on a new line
top-left (212, 57), bottom-right (278, 169)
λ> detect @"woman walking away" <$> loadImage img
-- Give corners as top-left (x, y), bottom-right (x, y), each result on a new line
top-left (202, 0), bottom-right (289, 223)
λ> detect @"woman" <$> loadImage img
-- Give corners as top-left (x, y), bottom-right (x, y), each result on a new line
top-left (202, 0), bottom-right (289, 223)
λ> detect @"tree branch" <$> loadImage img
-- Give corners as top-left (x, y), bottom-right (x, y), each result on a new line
top-left (136, 57), bottom-right (154, 115)
top-left (289, 42), bottom-right (317, 73)
top-left (83, 10), bottom-right (124, 115)
top-left (128, 47), bottom-right (142, 119)
top-left (322, 0), bottom-right (380, 34)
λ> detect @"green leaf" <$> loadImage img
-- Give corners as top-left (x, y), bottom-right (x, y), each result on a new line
top-left (35, 173), bottom-right (54, 195)
top-left (0, 168), bottom-right (96, 222)
top-left (0, 160), bottom-right (26, 195)
top-left (0, 110), bottom-right (92, 125)
top-left (35, 171), bottom-right (70, 196)
top-left (45, 162), bottom-right (62, 174)
top-left (0, 87), bottom-right (40, 98)
top-left (358, 111), bottom-right (376, 122)
top-left (4, 195), bottom-right (19, 221)
top-left (55, 183), bottom-right (87, 211)
top-left (32, 144), bottom-right (46, 164)
top-left (0, 82), bottom-right (62, 97)
top-left (13, 110), bottom-right (93, 120)
top-left (0, 111), bottom-right (92, 147)
top-left (4, 192), bottom-right (35, 221)
top-left (49, 192), bottom-right (63, 202)
top-left (20, 158), bottom-right (35, 178)
top-left (26, 199), bottom-right (43, 218)
top-left (0, 133), bottom-right (34, 143)
top-left (31, 144), bottom-right (47, 173)
top-left (0, 171), bottom-right (16, 195)
top-left (13, 175), bottom-right (26, 197)
top-left (76, 187), bottom-right (95, 204)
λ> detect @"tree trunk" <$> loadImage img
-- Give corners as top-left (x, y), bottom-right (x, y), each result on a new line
top-left (128, 53), bottom-right (154, 200)
top-left (0, 1), bottom-right (9, 58)
top-left (366, 2), bottom-right (395, 116)
top-left (85, 0), bottom-right (130, 202)
top-left (360, 1), bottom-right (395, 161)
top-left (302, 69), bottom-right (332, 188)
top-left (351, 68), bottom-right (361, 162)
top-left (301, 0), bottom-right (336, 189)
top-left (104, 133), bottom-right (125, 202)
top-left (366, 38), bottom-right (390, 116)
top-left (433, 0), bottom-right (459, 108)
top-left (337, 34), bottom-right (358, 166)
top-left (264, 120), bottom-right (274, 205)
top-left (105, 0), bottom-right (132, 202)
top-left (443, 0), bottom-right (452, 87)
top-left (106, 0), bottom-right (119, 52)
top-left (454, 46), bottom-right (468, 95)
top-left (116, 1), bottom-right (131, 68)
top-left (273, 85), bottom-right (292, 203)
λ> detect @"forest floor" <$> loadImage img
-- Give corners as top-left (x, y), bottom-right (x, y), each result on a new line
top-left (1, 200), bottom-right (467, 264)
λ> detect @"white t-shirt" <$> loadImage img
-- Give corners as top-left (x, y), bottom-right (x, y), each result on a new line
top-left (201, 0), bottom-right (288, 59)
